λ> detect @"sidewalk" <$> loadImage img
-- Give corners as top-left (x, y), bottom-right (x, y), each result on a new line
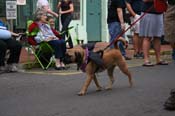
top-left (19, 42), bottom-right (173, 70)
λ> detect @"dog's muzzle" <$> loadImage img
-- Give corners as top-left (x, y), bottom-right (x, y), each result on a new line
top-left (63, 54), bottom-right (73, 64)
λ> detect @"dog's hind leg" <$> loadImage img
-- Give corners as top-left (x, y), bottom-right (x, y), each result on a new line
top-left (93, 74), bottom-right (102, 91)
top-left (78, 74), bottom-right (93, 96)
top-left (117, 61), bottom-right (133, 87)
top-left (106, 66), bottom-right (115, 90)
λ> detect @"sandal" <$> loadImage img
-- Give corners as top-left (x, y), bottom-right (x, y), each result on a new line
top-left (156, 61), bottom-right (168, 65)
top-left (142, 62), bottom-right (154, 67)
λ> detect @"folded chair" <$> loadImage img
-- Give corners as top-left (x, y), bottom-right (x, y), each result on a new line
top-left (25, 20), bottom-right (54, 70)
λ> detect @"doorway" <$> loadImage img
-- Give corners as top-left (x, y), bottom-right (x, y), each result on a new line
top-left (86, 0), bottom-right (101, 42)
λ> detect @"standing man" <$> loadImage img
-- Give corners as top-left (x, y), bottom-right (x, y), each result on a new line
top-left (164, 0), bottom-right (175, 62)
top-left (107, 0), bottom-right (131, 60)
top-left (126, 0), bottom-right (144, 58)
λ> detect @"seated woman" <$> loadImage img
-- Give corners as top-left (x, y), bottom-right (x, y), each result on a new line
top-left (0, 20), bottom-right (22, 73)
top-left (28, 9), bottom-right (66, 70)
top-left (47, 16), bottom-right (56, 29)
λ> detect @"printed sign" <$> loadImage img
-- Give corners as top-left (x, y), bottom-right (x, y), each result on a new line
top-left (6, 1), bottom-right (17, 19)
top-left (17, 0), bottom-right (26, 5)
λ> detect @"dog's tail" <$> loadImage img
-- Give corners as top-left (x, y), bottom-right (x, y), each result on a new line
top-left (114, 37), bottom-right (128, 49)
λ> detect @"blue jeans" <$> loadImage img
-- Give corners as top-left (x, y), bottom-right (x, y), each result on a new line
top-left (108, 22), bottom-right (126, 56)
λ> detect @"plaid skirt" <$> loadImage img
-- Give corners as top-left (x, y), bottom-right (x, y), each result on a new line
top-left (164, 5), bottom-right (175, 43)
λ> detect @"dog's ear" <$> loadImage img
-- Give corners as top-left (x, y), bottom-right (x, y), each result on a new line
top-left (81, 43), bottom-right (96, 51)
top-left (75, 52), bottom-right (83, 70)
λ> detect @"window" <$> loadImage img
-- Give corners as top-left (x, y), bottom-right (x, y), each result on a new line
top-left (0, 0), bottom-right (6, 17)
top-left (72, 0), bottom-right (80, 20)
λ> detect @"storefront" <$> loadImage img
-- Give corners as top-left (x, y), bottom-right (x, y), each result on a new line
top-left (0, 0), bottom-right (109, 44)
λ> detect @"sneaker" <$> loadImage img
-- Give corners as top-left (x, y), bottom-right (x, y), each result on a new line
top-left (6, 64), bottom-right (18, 72)
top-left (6, 64), bottom-right (24, 72)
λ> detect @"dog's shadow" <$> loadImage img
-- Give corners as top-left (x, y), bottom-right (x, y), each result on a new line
top-left (80, 85), bottom-right (135, 96)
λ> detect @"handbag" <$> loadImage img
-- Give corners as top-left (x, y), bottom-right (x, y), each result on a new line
top-left (154, 0), bottom-right (168, 12)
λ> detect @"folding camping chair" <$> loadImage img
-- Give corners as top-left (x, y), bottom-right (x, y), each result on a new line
top-left (25, 20), bottom-right (54, 70)
top-left (25, 20), bottom-right (75, 70)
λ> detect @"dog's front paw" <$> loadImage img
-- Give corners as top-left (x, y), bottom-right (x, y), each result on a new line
top-left (111, 78), bottom-right (115, 84)
top-left (77, 91), bottom-right (86, 96)
top-left (96, 86), bottom-right (102, 92)
top-left (105, 86), bottom-right (112, 90)
top-left (129, 81), bottom-right (133, 88)
top-left (129, 83), bottom-right (133, 88)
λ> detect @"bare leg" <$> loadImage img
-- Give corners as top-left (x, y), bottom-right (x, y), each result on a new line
top-left (138, 36), bottom-right (143, 54)
top-left (143, 38), bottom-right (151, 63)
top-left (153, 37), bottom-right (161, 63)
top-left (133, 33), bottom-right (139, 55)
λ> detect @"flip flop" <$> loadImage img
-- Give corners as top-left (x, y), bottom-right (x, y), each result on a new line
top-left (142, 62), bottom-right (154, 67)
top-left (156, 61), bottom-right (168, 65)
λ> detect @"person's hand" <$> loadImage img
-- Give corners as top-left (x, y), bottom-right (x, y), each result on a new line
top-left (15, 33), bottom-right (20, 37)
top-left (44, 37), bottom-right (54, 42)
top-left (56, 14), bottom-right (59, 18)
top-left (11, 32), bottom-right (20, 37)
top-left (59, 10), bottom-right (62, 14)
top-left (121, 23), bottom-right (126, 31)
top-left (133, 14), bottom-right (140, 22)
top-left (59, 10), bottom-right (65, 15)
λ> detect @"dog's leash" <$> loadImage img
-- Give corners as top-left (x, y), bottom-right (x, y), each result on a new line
top-left (103, 5), bottom-right (154, 51)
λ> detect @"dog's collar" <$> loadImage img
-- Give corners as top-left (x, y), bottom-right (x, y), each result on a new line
top-left (80, 47), bottom-right (89, 72)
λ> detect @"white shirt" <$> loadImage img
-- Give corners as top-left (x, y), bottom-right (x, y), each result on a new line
top-left (34, 23), bottom-right (57, 43)
top-left (36, 0), bottom-right (49, 9)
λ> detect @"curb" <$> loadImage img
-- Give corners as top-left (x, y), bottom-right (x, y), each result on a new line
top-left (149, 50), bottom-right (172, 55)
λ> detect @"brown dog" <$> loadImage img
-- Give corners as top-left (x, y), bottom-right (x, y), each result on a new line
top-left (64, 38), bottom-right (133, 96)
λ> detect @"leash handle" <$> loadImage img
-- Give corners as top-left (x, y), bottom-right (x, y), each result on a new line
top-left (103, 5), bottom-right (154, 51)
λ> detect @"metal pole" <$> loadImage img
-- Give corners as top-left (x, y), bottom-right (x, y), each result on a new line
top-left (10, 19), bottom-right (13, 31)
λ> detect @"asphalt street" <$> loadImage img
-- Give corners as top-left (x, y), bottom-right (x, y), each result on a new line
top-left (0, 62), bottom-right (175, 116)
